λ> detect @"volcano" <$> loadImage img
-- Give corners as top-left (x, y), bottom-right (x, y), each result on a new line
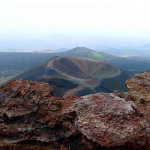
top-left (15, 57), bottom-right (129, 97)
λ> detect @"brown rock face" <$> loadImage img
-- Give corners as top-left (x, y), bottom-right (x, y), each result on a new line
top-left (125, 72), bottom-right (150, 105)
top-left (125, 72), bottom-right (150, 133)
top-left (74, 93), bottom-right (148, 148)
top-left (0, 74), bottom-right (150, 149)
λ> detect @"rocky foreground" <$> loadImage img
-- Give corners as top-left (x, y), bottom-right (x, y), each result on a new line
top-left (0, 72), bottom-right (150, 150)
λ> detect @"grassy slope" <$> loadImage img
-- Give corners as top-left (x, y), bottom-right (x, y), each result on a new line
top-left (0, 52), bottom-right (55, 85)
top-left (0, 69), bottom-right (22, 86)
top-left (60, 48), bottom-right (150, 72)
top-left (60, 47), bottom-right (115, 60)
top-left (0, 74), bottom-right (20, 86)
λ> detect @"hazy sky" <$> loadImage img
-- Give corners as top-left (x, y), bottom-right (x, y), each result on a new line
top-left (0, 0), bottom-right (150, 50)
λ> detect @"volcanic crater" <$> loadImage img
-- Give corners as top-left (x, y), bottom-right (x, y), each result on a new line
top-left (14, 57), bottom-right (128, 97)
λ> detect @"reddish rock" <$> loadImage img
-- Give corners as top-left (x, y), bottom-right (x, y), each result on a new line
top-left (73, 93), bottom-right (148, 148)
top-left (125, 72), bottom-right (150, 137)
top-left (0, 80), bottom-right (78, 146)
top-left (125, 72), bottom-right (150, 105)
top-left (0, 77), bottom-right (150, 149)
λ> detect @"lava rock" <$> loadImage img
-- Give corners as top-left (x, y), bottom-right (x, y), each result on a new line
top-left (0, 76), bottom-right (150, 149)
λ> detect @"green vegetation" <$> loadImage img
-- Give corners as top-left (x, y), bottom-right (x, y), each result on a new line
top-left (0, 74), bottom-right (18, 85)
top-left (88, 51), bottom-right (113, 60)
top-left (63, 47), bottom-right (114, 60)
top-left (1, 47), bottom-right (150, 86)
top-left (0, 70), bottom-right (21, 85)
top-left (89, 51), bottom-right (103, 59)
top-left (0, 52), bottom-right (55, 85)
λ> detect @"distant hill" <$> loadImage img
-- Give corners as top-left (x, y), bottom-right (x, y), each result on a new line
top-left (56, 48), bottom-right (68, 52)
top-left (58, 47), bottom-right (150, 73)
top-left (14, 57), bottom-right (129, 97)
top-left (59, 47), bottom-right (115, 60)
top-left (96, 45), bottom-right (150, 57)
top-left (33, 49), bottom-right (55, 53)
top-left (97, 48), bottom-right (141, 57)
top-left (1, 47), bottom-right (150, 85)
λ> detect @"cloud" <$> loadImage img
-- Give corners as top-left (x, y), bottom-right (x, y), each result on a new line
top-left (0, 0), bottom-right (150, 30)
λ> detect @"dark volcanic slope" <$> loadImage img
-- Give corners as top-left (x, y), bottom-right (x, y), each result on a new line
top-left (2, 47), bottom-right (150, 86)
top-left (15, 57), bottom-right (130, 97)
top-left (53, 57), bottom-right (83, 78)
top-left (52, 57), bottom-right (120, 79)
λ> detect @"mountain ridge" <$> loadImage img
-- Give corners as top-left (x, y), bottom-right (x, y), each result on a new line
top-left (1, 47), bottom-right (150, 86)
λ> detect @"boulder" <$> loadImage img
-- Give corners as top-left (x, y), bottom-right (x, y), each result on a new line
top-left (0, 76), bottom-right (150, 149)
top-left (125, 72), bottom-right (150, 105)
